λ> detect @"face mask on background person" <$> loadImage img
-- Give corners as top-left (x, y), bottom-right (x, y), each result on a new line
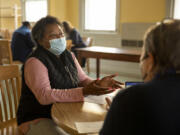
top-left (49, 37), bottom-right (66, 55)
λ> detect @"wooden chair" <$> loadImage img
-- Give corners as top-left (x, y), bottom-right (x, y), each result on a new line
top-left (82, 37), bottom-right (93, 74)
top-left (0, 29), bottom-right (13, 40)
top-left (0, 40), bottom-right (13, 65)
top-left (66, 40), bottom-right (72, 50)
top-left (0, 65), bottom-right (23, 135)
top-left (0, 39), bottom-right (22, 65)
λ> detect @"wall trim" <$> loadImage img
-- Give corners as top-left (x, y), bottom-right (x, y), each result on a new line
top-left (166, 0), bottom-right (174, 18)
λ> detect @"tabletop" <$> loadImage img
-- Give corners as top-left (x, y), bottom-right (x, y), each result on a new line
top-left (51, 101), bottom-right (107, 135)
top-left (76, 46), bottom-right (141, 55)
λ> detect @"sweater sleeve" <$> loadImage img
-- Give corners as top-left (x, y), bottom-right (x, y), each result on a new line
top-left (71, 52), bottom-right (93, 86)
top-left (24, 57), bottom-right (84, 105)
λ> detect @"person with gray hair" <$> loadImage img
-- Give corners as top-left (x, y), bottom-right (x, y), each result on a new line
top-left (100, 19), bottom-right (180, 135)
top-left (16, 16), bottom-right (122, 135)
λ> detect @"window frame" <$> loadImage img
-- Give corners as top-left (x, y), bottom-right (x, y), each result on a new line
top-left (165, 0), bottom-right (180, 19)
top-left (79, 0), bottom-right (120, 34)
top-left (21, 0), bottom-right (49, 22)
top-left (173, 0), bottom-right (180, 19)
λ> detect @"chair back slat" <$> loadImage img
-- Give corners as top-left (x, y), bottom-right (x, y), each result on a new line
top-left (5, 80), bottom-right (14, 119)
top-left (16, 77), bottom-right (21, 102)
top-left (11, 78), bottom-right (18, 112)
top-left (0, 90), bottom-right (2, 120)
top-left (0, 65), bottom-right (21, 122)
top-left (0, 39), bottom-right (13, 65)
top-left (0, 82), bottom-right (9, 121)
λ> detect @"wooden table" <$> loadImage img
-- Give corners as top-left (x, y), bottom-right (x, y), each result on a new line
top-left (76, 46), bottom-right (141, 78)
top-left (51, 102), bottom-right (107, 135)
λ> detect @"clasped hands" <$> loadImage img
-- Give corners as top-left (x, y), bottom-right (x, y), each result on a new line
top-left (83, 74), bottom-right (123, 96)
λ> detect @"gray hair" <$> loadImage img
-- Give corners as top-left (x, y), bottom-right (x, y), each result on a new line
top-left (143, 19), bottom-right (180, 74)
top-left (31, 15), bottom-right (61, 45)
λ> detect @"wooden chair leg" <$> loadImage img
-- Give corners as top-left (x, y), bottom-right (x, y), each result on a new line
top-left (87, 59), bottom-right (90, 74)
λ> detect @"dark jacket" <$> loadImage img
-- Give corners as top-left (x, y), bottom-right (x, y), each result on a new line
top-left (100, 73), bottom-right (180, 135)
top-left (17, 45), bottom-right (79, 125)
top-left (69, 29), bottom-right (86, 67)
top-left (69, 29), bottom-right (86, 48)
top-left (11, 26), bottom-right (34, 63)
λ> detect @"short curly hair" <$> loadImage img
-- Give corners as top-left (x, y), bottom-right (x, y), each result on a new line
top-left (31, 16), bottom-right (62, 45)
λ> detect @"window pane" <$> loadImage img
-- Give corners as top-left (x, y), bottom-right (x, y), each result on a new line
top-left (25, 0), bottom-right (47, 22)
top-left (85, 0), bottom-right (116, 31)
top-left (174, 0), bottom-right (180, 19)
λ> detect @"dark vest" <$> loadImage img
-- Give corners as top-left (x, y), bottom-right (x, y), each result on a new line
top-left (17, 45), bottom-right (79, 125)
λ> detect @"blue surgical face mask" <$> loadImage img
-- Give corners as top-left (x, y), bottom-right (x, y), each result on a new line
top-left (49, 37), bottom-right (66, 55)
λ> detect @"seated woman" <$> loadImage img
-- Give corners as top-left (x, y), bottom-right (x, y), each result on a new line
top-left (62, 21), bottom-right (87, 67)
top-left (17, 16), bottom-right (121, 135)
top-left (100, 19), bottom-right (180, 135)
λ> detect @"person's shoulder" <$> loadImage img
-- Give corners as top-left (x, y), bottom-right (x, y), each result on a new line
top-left (24, 57), bottom-right (47, 70)
top-left (71, 28), bottom-right (79, 34)
top-left (114, 83), bottom-right (150, 102)
top-left (14, 26), bottom-right (21, 32)
top-left (15, 26), bottom-right (30, 35)
top-left (118, 83), bottom-right (147, 94)
top-left (72, 28), bottom-right (78, 32)
top-left (25, 57), bottom-right (41, 66)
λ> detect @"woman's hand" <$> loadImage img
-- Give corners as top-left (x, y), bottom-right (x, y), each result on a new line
top-left (82, 80), bottom-right (115, 96)
top-left (96, 74), bottom-right (123, 89)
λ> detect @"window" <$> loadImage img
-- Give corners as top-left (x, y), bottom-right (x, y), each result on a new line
top-left (174, 0), bottom-right (180, 19)
top-left (22, 0), bottom-right (48, 22)
top-left (80, 0), bottom-right (119, 32)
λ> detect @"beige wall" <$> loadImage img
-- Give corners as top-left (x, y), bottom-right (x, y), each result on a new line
top-left (49, 0), bottom-right (68, 22)
top-left (52, 0), bottom-right (166, 28)
top-left (0, 0), bottom-right (166, 30)
top-left (66, 0), bottom-right (79, 28)
top-left (48, 0), bottom-right (79, 28)
top-left (120, 0), bottom-right (166, 23)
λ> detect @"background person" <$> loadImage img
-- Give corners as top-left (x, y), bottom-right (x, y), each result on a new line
top-left (100, 19), bottom-right (180, 135)
top-left (17, 16), bottom-right (121, 135)
top-left (11, 21), bottom-right (34, 63)
top-left (62, 21), bottom-right (87, 67)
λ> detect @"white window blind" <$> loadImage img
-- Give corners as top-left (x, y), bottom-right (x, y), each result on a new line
top-left (25, 0), bottom-right (47, 22)
top-left (84, 0), bottom-right (116, 31)
top-left (174, 0), bottom-right (180, 19)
